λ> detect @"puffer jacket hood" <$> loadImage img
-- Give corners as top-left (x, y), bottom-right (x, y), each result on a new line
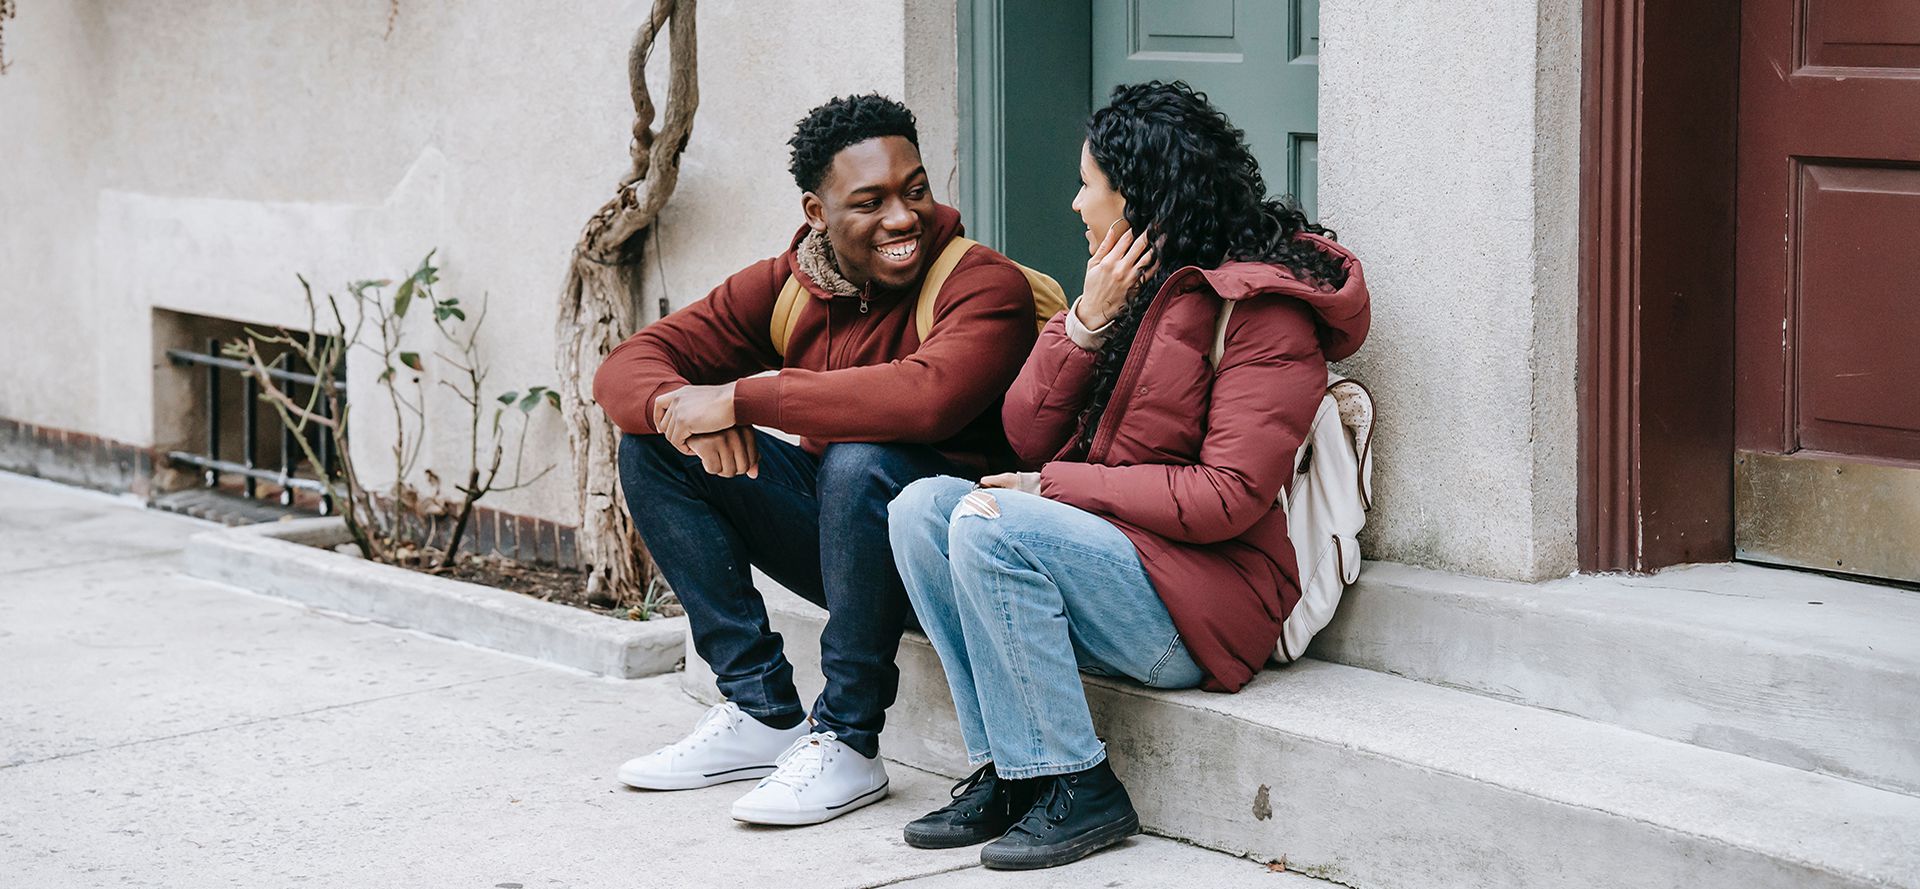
top-left (1183, 232), bottom-right (1369, 362)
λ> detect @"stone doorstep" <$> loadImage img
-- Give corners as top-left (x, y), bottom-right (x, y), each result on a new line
top-left (1314, 560), bottom-right (1920, 796)
top-left (184, 517), bottom-right (684, 679)
top-left (681, 573), bottom-right (1920, 889)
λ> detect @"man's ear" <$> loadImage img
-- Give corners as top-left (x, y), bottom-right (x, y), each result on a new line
top-left (801, 193), bottom-right (828, 232)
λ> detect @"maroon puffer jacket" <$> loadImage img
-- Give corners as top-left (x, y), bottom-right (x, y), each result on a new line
top-left (1002, 234), bottom-right (1370, 692)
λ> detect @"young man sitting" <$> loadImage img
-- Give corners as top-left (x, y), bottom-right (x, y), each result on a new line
top-left (592, 94), bottom-right (1040, 825)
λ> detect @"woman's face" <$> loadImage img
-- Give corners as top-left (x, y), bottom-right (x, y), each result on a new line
top-left (1073, 141), bottom-right (1128, 256)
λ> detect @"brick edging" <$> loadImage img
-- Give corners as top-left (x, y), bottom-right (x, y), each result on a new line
top-left (0, 416), bottom-right (579, 569)
top-left (0, 417), bottom-right (154, 497)
top-left (460, 503), bottom-right (580, 569)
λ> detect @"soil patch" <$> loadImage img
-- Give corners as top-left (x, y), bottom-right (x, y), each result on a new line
top-left (438, 553), bottom-right (684, 621)
top-left (317, 540), bottom-right (683, 622)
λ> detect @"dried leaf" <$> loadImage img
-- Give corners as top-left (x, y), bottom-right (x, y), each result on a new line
top-left (349, 279), bottom-right (391, 301)
top-left (394, 277), bottom-right (416, 318)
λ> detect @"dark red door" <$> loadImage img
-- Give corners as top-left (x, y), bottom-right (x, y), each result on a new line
top-left (1734, 0), bottom-right (1920, 582)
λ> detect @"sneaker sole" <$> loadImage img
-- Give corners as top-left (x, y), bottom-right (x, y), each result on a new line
top-left (903, 820), bottom-right (1012, 850)
top-left (979, 812), bottom-right (1141, 870)
top-left (617, 762), bottom-right (778, 791)
top-left (730, 780), bottom-right (890, 826)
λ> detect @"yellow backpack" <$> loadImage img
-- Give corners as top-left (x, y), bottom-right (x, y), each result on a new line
top-left (769, 236), bottom-right (1067, 357)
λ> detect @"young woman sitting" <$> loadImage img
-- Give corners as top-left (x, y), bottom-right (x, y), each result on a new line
top-left (885, 80), bottom-right (1371, 870)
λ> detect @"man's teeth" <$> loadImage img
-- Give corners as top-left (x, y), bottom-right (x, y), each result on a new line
top-left (878, 240), bottom-right (918, 261)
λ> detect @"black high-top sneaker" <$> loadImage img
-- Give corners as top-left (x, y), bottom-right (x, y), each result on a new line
top-left (979, 758), bottom-right (1140, 870)
top-left (903, 762), bottom-right (1036, 849)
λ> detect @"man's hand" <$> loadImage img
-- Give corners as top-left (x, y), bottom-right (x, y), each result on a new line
top-left (978, 471), bottom-right (1042, 496)
top-left (684, 426), bottom-right (759, 479)
top-left (655, 382), bottom-right (738, 452)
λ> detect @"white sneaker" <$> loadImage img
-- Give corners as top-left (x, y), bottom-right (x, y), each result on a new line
top-left (729, 731), bottom-right (890, 826)
top-left (617, 702), bottom-right (807, 791)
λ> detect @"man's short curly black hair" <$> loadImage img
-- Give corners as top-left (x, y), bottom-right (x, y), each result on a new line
top-left (788, 94), bottom-right (920, 193)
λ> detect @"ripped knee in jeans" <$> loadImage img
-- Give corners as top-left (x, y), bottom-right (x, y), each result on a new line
top-left (952, 489), bottom-right (1001, 520)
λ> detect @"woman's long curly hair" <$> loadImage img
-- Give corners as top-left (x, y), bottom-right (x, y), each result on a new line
top-left (1070, 81), bottom-right (1348, 456)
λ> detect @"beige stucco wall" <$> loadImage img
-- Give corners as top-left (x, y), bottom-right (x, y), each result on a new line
top-left (3, 0), bottom-right (1579, 580)
top-left (0, 0), bottom-right (958, 524)
top-left (0, 1), bottom-right (108, 436)
top-left (1320, 0), bottom-right (1583, 581)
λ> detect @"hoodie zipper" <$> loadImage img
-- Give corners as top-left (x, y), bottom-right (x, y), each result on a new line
top-left (829, 287), bottom-right (870, 370)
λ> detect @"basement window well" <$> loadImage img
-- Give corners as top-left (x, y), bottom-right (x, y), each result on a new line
top-left (152, 309), bottom-right (344, 520)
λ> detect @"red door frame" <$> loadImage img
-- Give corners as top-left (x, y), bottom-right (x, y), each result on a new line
top-left (1577, 0), bottom-right (1742, 572)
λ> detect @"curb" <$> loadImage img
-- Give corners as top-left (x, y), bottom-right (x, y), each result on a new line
top-left (185, 517), bottom-right (685, 678)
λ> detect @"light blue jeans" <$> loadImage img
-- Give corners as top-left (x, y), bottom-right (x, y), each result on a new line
top-left (887, 476), bottom-right (1203, 779)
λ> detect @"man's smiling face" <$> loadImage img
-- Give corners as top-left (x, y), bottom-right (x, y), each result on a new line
top-left (802, 135), bottom-right (936, 293)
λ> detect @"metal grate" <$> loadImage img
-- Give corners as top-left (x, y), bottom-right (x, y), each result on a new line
top-left (164, 339), bottom-right (344, 514)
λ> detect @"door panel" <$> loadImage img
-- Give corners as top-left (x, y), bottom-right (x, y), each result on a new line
top-left (1138, 0), bottom-right (1235, 40)
top-left (1804, 0), bottom-right (1920, 69)
top-left (1092, 0), bottom-right (1321, 220)
top-left (1794, 163), bottom-right (1920, 459)
top-left (1734, 0), bottom-right (1920, 582)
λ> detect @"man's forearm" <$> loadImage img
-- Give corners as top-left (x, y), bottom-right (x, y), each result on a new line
top-left (731, 361), bottom-right (1007, 444)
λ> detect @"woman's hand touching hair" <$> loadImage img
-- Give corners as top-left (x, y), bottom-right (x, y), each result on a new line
top-left (1074, 221), bottom-right (1157, 331)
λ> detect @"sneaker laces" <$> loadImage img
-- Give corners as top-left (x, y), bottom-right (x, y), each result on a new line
top-left (667, 702), bottom-right (742, 753)
top-left (942, 763), bottom-right (1003, 817)
top-left (764, 730), bottom-right (839, 790)
top-left (1007, 774), bottom-right (1075, 838)
top-left (949, 763), bottom-right (995, 800)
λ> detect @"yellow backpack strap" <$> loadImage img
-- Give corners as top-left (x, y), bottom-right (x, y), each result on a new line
top-left (914, 237), bottom-right (979, 342)
top-left (915, 237), bottom-right (1068, 341)
top-left (769, 274), bottom-right (806, 358)
top-left (1020, 267), bottom-right (1067, 330)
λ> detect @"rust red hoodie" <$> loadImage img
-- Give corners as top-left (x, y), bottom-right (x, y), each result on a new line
top-left (1003, 234), bottom-right (1371, 692)
top-left (593, 204), bottom-right (1037, 472)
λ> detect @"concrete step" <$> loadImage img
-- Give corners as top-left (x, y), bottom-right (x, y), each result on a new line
top-left (1312, 561), bottom-right (1920, 795)
top-left (681, 579), bottom-right (1920, 889)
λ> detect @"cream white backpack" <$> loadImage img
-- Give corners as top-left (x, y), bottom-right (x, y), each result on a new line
top-left (1210, 301), bottom-right (1376, 663)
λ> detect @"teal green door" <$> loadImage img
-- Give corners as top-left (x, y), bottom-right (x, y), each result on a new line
top-left (1093, 0), bottom-right (1321, 221)
top-left (961, 0), bottom-right (1320, 292)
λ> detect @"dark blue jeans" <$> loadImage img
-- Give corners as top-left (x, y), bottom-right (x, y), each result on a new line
top-left (617, 430), bottom-right (967, 759)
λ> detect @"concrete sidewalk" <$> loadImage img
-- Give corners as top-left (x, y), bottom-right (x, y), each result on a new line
top-left (0, 472), bottom-right (1311, 888)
